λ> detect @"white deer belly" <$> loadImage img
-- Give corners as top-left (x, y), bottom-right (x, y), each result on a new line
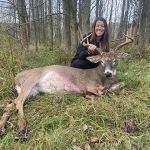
top-left (39, 71), bottom-right (83, 94)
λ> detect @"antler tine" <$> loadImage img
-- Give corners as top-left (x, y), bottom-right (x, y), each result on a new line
top-left (78, 29), bottom-right (102, 53)
top-left (113, 34), bottom-right (134, 52)
top-left (87, 34), bottom-right (89, 45)
top-left (80, 33), bottom-right (92, 45)
top-left (123, 33), bottom-right (134, 41)
top-left (78, 27), bottom-right (91, 47)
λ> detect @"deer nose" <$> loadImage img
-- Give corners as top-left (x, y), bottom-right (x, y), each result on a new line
top-left (105, 72), bottom-right (112, 78)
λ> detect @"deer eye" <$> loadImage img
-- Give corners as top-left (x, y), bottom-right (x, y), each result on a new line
top-left (100, 61), bottom-right (104, 66)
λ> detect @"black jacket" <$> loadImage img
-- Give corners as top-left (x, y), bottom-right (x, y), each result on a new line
top-left (71, 34), bottom-right (100, 69)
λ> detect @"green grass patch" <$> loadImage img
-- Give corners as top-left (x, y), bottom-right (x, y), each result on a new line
top-left (0, 43), bottom-right (150, 150)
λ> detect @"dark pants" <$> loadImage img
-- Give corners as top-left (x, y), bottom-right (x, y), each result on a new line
top-left (71, 59), bottom-right (99, 69)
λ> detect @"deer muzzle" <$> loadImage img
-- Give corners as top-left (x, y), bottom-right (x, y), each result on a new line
top-left (104, 72), bottom-right (112, 78)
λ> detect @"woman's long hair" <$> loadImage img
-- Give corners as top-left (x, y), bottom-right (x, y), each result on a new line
top-left (90, 17), bottom-right (109, 52)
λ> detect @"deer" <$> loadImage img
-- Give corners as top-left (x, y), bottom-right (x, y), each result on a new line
top-left (0, 34), bottom-right (133, 137)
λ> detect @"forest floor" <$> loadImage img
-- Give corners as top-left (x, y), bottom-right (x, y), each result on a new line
top-left (0, 43), bottom-right (150, 150)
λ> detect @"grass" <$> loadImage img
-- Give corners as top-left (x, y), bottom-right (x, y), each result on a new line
top-left (0, 41), bottom-right (150, 150)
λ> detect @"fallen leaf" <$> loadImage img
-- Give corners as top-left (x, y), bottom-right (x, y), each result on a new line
top-left (90, 137), bottom-right (99, 143)
top-left (72, 137), bottom-right (76, 143)
top-left (73, 145), bottom-right (83, 150)
top-left (94, 142), bottom-right (105, 149)
top-left (83, 124), bottom-right (88, 131)
top-left (85, 143), bottom-right (91, 150)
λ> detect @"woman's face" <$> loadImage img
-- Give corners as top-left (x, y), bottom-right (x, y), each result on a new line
top-left (95, 20), bottom-right (105, 37)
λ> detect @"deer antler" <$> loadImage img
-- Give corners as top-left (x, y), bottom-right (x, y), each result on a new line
top-left (80, 34), bottom-right (92, 47)
top-left (113, 34), bottom-right (134, 52)
top-left (78, 29), bottom-right (103, 54)
top-left (77, 27), bottom-right (91, 47)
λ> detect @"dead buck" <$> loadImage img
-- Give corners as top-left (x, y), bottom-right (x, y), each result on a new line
top-left (0, 34), bottom-right (133, 136)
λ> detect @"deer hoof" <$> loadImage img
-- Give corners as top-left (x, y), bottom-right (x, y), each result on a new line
top-left (18, 119), bottom-right (27, 135)
top-left (0, 127), bottom-right (6, 137)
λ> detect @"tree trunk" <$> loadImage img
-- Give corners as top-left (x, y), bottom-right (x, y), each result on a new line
top-left (78, 0), bottom-right (82, 31)
top-left (62, 0), bottom-right (71, 50)
top-left (124, 0), bottom-right (130, 34)
top-left (109, 0), bottom-right (113, 39)
top-left (112, 0), bottom-right (119, 39)
top-left (117, 0), bottom-right (126, 38)
top-left (95, 0), bottom-right (99, 18)
top-left (55, 0), bottom-right (62, 45)
top-left (145, 0), bottom-right (150, 44)
top-left (44, 1), bottom-right (48, 43)
top-left (17, 0), bottom-right (29, 48)
top-left (70, 0), bottom-right (78, 48)
top-left (48, 0), bottom-right (54, 50)
top-left (81, 0), bottom-right (91, 33)
top-left (36, 0), bottom-right (41, 44)
top-left (31, 0), bottom-right (38, 51)
top-left (95, 0), bottom-right (103, 17)
top-left (138, 0), bottom-right (149, 57)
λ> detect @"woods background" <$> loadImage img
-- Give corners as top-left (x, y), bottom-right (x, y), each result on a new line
top-left (0, 1), bottom-right (150, 149)
top-left (0, 0), bottom-right (150, 57)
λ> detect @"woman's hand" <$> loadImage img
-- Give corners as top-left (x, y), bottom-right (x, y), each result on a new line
top-left (87, 44), bottom-right (97, 54)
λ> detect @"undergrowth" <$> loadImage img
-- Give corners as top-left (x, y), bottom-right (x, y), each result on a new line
top-left (0, 39), bottom-right (150, 150)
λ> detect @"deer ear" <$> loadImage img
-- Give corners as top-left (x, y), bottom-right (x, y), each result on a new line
top-left (86, 55), bottom-right (100, 63)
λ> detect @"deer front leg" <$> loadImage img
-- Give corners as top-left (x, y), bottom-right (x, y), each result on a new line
top-left (108, 82), bottom-right (125, 94)
top-left (86, 84), bottom-right (105, 97)
top-left (95, 85), bottom-right (105, 95)
top-left (0, 101), bottom-right (15, 136)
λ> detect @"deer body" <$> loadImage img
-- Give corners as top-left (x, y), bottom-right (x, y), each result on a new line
top-left (15, 64), bottom-right (114, 97)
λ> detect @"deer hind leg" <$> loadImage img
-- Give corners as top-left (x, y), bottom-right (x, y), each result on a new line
top-left (15, 81), bottom-right (39, 135)
top-left (0, 101), bottom-right (15, 136)
top-left (15, 95), bottom-right (28, 135)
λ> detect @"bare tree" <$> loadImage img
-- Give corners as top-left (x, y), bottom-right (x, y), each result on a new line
top-left (55, 0), bottom-right (62, 45)
top-left (117, 0), bottom-right (126, 38)
top-left (17, 0), bottom-right (29, 47)
top-left (81, 0), bottom-right (91, 33)
top-left (109, 0), bottom-right (113, 39)
top-left (95, 0), bottom-right (99, 18)
top-left (124, 0), bottom-right (130, 34)
top-left (78, 0), bottom-right (82, 31)
top-left (70, 0), bottom-right (78, 48)
top-left (31, 0), bottom-right (38, 51)
top-left (0, 0), bottom-right (149, 55)
top-left (145, 0), bottom-right (150, 44)
top-left (62, 0), bottom-right (71, 50)
top-left (48, 0), bottom-right (53, 50)
top-left (138, 0), bottom-right (149, 57)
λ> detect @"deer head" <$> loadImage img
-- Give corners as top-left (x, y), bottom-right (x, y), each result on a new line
top-left (80, 33), bottom-right (134, 78)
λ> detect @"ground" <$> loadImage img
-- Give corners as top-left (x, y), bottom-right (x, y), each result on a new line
top-left (0, 44), bottom-right (149, 150)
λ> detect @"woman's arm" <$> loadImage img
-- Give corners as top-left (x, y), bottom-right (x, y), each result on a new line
top-left (77, 45), bottom-right (89, 59)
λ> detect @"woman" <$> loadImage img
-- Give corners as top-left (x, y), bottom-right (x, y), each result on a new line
top-left (71, 17), bottom-right (109, 69)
